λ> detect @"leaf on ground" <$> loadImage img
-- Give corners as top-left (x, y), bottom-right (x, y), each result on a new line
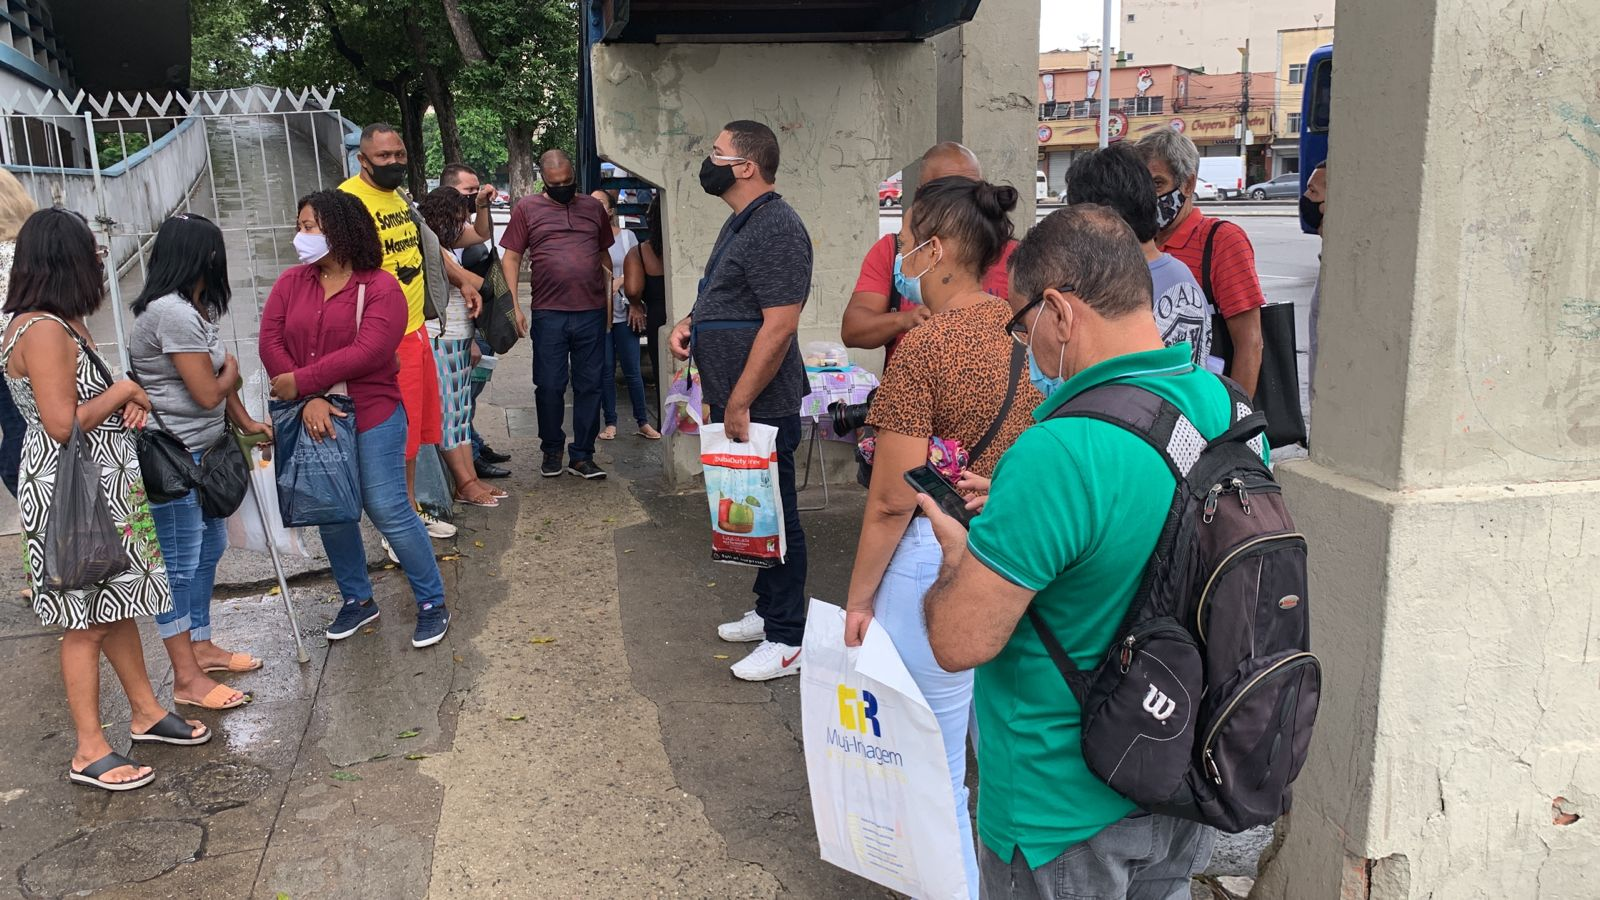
top-left (542, 518), bottom-right (552, 526)
top-left (529, 636), bottom-right (556, 644)
top-left (361, 627), bottom-right (376, 635)
top-left (713, 654), bottom-right (729, 660)
top-left (440, 554), bottom-right (462, 561)
top-left (405, 753), bottom-right (429, 761)
top-left (474, 540), bottom-right (484, 548)
top-left (623, 548), bottom-right (634, 554)
top-left (504, 714), bottom-right (526, 722)
top-left (276, 893), bottom-right (291, 900)
top-left (396, 729), bottom-right (420, 739)
top-left (602, 516), bottom-right (616, 523)
top-left (706, 582), bottom-right (717, 588)
top-left (330, 771), bottom-right (361, 782)
top-left (266, 585), bottom-right (281, 595)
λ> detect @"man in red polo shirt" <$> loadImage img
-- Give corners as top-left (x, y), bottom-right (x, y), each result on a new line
top-left (1136, 129), bottom-right (1264, 396)
top-left (841, 142), bottom-right (1016, 359)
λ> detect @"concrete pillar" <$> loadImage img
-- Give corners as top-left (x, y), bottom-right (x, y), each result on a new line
top-left (592, 42), bottom-right (936, 485)
top-left (1255, 0), bottom-right (1600, 897)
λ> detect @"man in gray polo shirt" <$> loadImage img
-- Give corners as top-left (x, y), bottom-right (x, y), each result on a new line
top-left (669, 119), bottom-right (813, 681)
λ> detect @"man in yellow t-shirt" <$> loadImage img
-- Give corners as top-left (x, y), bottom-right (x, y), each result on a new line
top-left (340, 123), bottom-right (480, 539)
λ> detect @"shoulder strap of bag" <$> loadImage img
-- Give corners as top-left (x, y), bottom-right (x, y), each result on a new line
top-left (968, 342), bottom-right (1026, 464)
top-left (1199, 219), bottom-right (1226, 303)
top-left (330, 282), bottom-right (367, 397)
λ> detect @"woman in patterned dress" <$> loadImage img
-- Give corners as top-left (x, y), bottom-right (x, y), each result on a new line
top-left (2, 209), bottom-right (209, 793)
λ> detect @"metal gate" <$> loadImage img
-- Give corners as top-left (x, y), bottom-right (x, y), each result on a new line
top-left (0, 87), bottom-right (351, 408)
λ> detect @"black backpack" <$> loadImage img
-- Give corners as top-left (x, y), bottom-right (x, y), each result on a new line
top-left (1027, 378), bottom-right (1320, 833)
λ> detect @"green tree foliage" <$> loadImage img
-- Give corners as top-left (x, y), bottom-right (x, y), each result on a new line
top-left (424, 107), bottom-right (508, 185)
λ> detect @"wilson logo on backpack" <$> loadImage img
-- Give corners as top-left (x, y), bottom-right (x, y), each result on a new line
top-left (1027, 377), bottom-right (1320, 834)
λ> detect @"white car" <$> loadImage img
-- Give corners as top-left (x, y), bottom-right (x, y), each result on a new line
top-left (1036, 170), bottom-right (1049, 202)
top-left (1193, 179), bottom-right (1220, 201)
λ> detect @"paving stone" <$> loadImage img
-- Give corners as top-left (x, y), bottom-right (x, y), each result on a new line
top-left (19, 820), bottom-right (204, 897)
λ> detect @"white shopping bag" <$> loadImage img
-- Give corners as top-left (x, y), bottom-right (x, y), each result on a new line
top-left (700, 423), bottom-right (786, 567)
top-left (226, 445), bottom-right (311, 558)
top-left (801, 599), bottom-right (968, 899)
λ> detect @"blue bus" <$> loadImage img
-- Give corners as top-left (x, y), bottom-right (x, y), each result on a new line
top-left (1298, 43), bottom-right (1333, 234)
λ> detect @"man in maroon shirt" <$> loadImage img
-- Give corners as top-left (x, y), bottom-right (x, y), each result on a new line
top-left (841, 142), bottom-right (1016, 359)
top-left (499, 150), bottom-right (615, 480)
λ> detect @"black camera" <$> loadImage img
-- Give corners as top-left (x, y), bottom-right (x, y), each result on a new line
top-left (828, 388), bottom-right (877, 435)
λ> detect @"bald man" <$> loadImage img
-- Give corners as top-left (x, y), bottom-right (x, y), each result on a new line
top-left (499, 149), bottom-right (615, 479)
top-left (840, 142), bottom-right (1017, 355)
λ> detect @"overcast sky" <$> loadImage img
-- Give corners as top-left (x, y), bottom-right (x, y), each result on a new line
top-left (1040, 0), bottom-right (1121, 52)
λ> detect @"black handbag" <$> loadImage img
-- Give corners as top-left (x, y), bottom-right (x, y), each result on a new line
top-left (195, 429), bottom-right (250, 518)
top-left (134, 418), bottom-right (198, 504)
top-left (43, 420), bottom-right (132, 590)
top-left (474, 246), bottom-right (520, 354)
top-left (116, 359), bottom-right (250, 516)
top-left (1200, 223), bottom-right (1307, 448)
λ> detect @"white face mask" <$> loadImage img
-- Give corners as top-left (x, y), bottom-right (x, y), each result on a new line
top-left (294, 231), bottom-right (329, 265)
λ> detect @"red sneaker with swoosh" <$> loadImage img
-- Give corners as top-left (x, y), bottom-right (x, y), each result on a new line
top-left (730, 640), bottom-right (802, 681)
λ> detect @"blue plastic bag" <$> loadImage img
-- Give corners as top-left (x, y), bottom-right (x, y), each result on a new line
top-left (270, 396), bottom-right (362, 527)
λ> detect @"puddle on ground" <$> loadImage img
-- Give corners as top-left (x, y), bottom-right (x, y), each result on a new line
top-left (174, 761), bottom-right (273, 814)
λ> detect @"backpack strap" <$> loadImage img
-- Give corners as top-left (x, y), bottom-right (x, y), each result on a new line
top-left (1045, 382), bottom-right (1200, 482)
top-left (1199, 219), bottom-right (1226, 304)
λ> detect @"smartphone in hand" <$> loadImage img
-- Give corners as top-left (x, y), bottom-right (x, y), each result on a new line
top-left (903, 465), bottom-right (976, 529)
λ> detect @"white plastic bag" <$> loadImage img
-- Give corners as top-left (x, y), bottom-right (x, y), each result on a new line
top-left (699, 423), bottom-right (785, 567)
top-left (801, 599), bottom-right (968, 899)
top-left (227, 445), bottom-right (312, 558)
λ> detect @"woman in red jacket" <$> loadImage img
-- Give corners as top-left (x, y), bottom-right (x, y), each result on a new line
top-left (259, 190), bottom-right (451, 649)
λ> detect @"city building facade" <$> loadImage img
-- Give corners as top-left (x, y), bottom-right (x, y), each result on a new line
top-left (1120, 0), bottom-right (1334, 75)
top-left (1271, 25), bottom-right (1335, 176)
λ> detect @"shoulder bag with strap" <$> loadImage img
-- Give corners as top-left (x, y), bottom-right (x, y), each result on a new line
top-left (688, 192), bottom-right (783, 370)
top-left (1025, 376), bottom-right (1319, 833)
top-left (399, 187), bottom-right (449, 328)
top-left (1199, 219), bottom-right (1232, 371)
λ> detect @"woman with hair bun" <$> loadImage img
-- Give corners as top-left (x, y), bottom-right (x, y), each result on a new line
top-left (839, 176), bottom-right (1041, 897)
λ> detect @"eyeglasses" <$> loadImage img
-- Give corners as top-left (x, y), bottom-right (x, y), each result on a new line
top-left (710, 153), bottom-right (748, 165)
top-left (94, 245), bottom-right (109, 261)
top-left (1005, 284), bottom-right (1074, 346)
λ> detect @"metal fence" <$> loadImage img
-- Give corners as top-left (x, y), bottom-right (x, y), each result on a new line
top-left (0, 87), bottom-right (353, 392)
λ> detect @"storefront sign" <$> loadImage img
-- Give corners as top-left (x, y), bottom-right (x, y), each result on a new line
top-left (1096, 109), bottom-right (1130, 143)
top-left (1038, 125), bottom-right (1053, 143)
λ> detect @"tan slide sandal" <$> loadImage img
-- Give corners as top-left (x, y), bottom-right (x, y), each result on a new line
top-left (202, 652), bottom-right (263, 674)
top-left (175, 684), bottom-right (252, 710)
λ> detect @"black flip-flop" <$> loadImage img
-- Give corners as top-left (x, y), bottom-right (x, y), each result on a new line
top-left (130, 711), bottom-right (212, 746)
top-left (68, 752), bottom-right (154, 792)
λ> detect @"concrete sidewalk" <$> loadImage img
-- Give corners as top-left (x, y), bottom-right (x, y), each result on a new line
top-left (0, 334), bottom-right (1266, 897)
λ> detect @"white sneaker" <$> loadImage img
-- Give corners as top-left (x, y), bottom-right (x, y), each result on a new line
top-left (419, 510), bottom-right (457, 539)
top-left (730, 640), bottom-right (801, 681)
top-left (717, 609), bottom-right (766, 643)
top-left (381, 538), bottom-right (399, 565)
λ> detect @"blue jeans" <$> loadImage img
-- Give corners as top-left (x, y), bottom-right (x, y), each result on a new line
top-left (878, 517), bottom-right (978, 898)
top-left (0, 373), bottom-right (22, 497)
top-left (469, 335), bottom-right (492, 459)
top-left (707, 407), bottom-right (807, 646)
top-left (531, 309), bottom-right (606, 461)
top-left (150, 453), bottom-right (229, 641)
top-left (600, 323), bottom-right (649, 428)
top-left (317, 407), bottom-right (445, 610)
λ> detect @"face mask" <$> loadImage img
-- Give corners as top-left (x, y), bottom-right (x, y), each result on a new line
top-left (1026, 306), bottom-right (1067, 397)
top-left (699, 156), bottom-right (737, 197)
top-left (892, 239), bottom-right (933, 305)
top-left (366, 160), bottom-right (407, 191)
top-left (1155, 186), bottom-right (1187, 231)
top-left (1300, 194), bottom-right (1324, 233)
top-left (546, 183), bottom-right (577, 204)
top-left (294, 232), bottom-right (329, 265)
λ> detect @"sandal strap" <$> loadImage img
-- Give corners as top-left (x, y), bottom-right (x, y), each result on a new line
top-left (137, 711), bottom-right (202, 741)
top-left (79, 751), bottom-right (141, 779)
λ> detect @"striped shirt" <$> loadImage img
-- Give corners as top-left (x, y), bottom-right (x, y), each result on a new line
top-left (1160, 209), bottom-right (1265, 319)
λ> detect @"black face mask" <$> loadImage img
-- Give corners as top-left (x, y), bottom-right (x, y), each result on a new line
top-left (366, 160), bottom-right (408, 191)
top-left (699, 156), bottom-right (737, 197)
top-left (1300, 194), bottom-right (1324, 233)
top-left (546, 183), bottom-right (577, 204)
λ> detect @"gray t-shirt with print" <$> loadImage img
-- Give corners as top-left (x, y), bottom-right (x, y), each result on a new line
top-left (690, 194), bottom-right (812, 419)
top-left (129, 293), bottom-right (227, 452)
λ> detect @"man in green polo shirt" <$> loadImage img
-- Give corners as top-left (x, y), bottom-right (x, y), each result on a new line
top-left (918, 204), bottom-right (1222, 899)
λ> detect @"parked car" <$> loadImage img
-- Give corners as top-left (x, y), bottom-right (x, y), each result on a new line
top-left (1248, 173), bottom-right (1303, 200)
top-left (1193, 178), bottom-right (1219, 202)
top-left (1036, 170), bottom-right (1049, 202)
top-left (878, 178), bottom-right (902, 207)
top-left (1198, 157), bottom-right (1245, 199)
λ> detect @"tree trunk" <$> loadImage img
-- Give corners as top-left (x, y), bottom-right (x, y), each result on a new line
top-left (439, 0), bottom-right (486, 62)
top-left (404, 19), bottom-right (463, 165)
top-left (505, 121), bottom-right (538, 200)
top-left (398, 87), bottom-right (430, 196)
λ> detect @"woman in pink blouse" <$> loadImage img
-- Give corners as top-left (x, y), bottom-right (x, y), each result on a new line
top-left (259, 190), bottom-right (450, 649)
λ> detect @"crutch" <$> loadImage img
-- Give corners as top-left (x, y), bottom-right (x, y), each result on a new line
top-left (240, 433), bottom-right (309, 664)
